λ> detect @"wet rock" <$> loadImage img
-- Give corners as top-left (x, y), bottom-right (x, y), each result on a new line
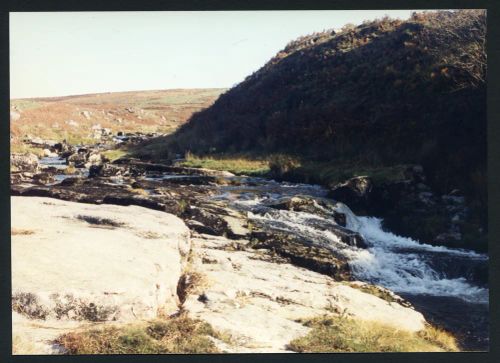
top-left (67, 153), bottom-right (86, 168)
top-left (59, 177), bottom-right (83, 187)
top-left (32, 172), bottom-right (55, 185)
top-left (88, 165), bottom-right (103, 178)
top-left (328, 176), bottom-right (373, 212)
top-left (265, 195), bottom-right (350, 227)
top-left (185, 207), bottom-right (233, 237)
top-left (250, 229), bottom-right (351, 281)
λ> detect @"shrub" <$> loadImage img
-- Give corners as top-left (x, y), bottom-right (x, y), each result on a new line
top-left (268, 154), bottom-right (301, 177)
top-left (12, 292), bottom-right (49, 320)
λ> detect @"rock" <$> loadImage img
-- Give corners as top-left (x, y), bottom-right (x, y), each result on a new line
top-left (250, 228), bottom-right (352, 280)
top-left (85, 152), bottom-right (103, 167)
top-left (67, 153), bottom-right (86, 168)
top-left (59, 177), bottom-right (82, 187)
top-left (181, 233), bottom-right (427, 352)
top-left (32, 172), bottom-right (55, 185)
top-left (81, 111), bottom-right (91, 119)
top-left (11, 196), bottom-right (190, 324)
top-left (328, 176), bottom-right (373, 212)
top-left (42, 149), bottom-right (57, 158)
top-left (10, 110), bottom-right (21, 121)
top-left (185, 207), bottom-right (232, 237)
top-left (11, 153), bottom-right (39, 173)
top-left (265, 195), bottom-right (350, 226)
top-left (65, 120), bottom-right (79, 127)
top-left (88, 165), bottom-right (103, 178)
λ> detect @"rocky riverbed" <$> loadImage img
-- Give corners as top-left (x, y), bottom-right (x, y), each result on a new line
top-left (10, 137), bottom-right (489, 352)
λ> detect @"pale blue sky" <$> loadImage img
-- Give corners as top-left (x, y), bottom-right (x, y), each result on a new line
top-left (10, 10), bottom-right (417, 99)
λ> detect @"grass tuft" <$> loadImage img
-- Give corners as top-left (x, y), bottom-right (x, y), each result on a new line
top-left (288, 315), bottom-right (459, 352)
top-left (56, 315), bottom-right (222, 354)
top-left (178, 153), bottom-right (269, 176)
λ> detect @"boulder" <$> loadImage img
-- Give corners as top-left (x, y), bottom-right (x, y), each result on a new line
top-left (85, 152), bottom-right (103, 168)
top-left (10, 110), bottom-right (21, 121)
top-left (328, 176), bottom-right (374, 212)
top-left (42, 149), bottom-right (58, 158)
top-left (32, 172), bottom-right (55, 185)
top-left (11, 153), bottom-right (39, 173)
top-left (81, 111), bottom-right (91, 119)
top-left (88, 165), bottom-right (103, 178)
top-left (11, 196), bottom-right (191, 323)
top-left (67, 153), bottom-right (86, 168)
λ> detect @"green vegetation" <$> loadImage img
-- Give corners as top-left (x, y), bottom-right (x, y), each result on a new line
top-left (56, 315), bottom-right (224, 354)
top-left (10, 143), bottom-right (46, 157)
top-left (163, 10), bottom-right (486, 209)
top-left (101, 149), bottom-right (129, 162)
top-left (155, 10), bottom-right (486, 251)
top-left (289, 315), bottom-right (459, 352)
top-left (176, 152), bottom-right (408, 187)
top-left (344, 283), bottom-right (400, 304)
top-left (177, 152), bottom-right (269, 176)
top-left (270, 157), bottom-right (409, 187)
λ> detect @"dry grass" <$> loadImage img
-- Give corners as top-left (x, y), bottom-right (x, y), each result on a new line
top-left (10, 89), bottom-right (225, 147)
top-left (56, 315), bottom-right (222, 354)
top-left (11, 228), bottom-right (35, 236)
top-left (12, 334), bottom-right (39, 355)
top-left (417, 324), bottom-right (459, 351)
top-left (63, 165), bottom-right (77, 175)
top-left (130, 188), bottom-right (150, 196)
top-left (289, 315), bottom-right (459, 352)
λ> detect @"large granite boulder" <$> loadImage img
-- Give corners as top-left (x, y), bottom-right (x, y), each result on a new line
top-left (11, 196), bottom-right (191, 323)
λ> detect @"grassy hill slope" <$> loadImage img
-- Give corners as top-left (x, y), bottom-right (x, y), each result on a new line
top-left (10, 88), bottom-right (225, 151)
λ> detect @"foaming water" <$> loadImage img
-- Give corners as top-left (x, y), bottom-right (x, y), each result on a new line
top-left (335, 205), bottom-right (488, 303)
top-left (230, 194), bottom-right (488, 304)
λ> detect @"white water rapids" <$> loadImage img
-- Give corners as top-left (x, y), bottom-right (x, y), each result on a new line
top-left (232, 194), bottom-right (488, 305)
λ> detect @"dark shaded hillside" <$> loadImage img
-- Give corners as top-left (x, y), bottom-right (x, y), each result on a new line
top-left (167, 10), bottom-right (485, 194)
top-left (150, 10), bottom-right (487, 250)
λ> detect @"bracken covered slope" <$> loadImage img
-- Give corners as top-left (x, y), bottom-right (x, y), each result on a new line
top-left (166, 10), bottom-right (486, 201)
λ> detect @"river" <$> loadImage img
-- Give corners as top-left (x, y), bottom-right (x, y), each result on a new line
top-left (38, 157), bottom-right (490, 351)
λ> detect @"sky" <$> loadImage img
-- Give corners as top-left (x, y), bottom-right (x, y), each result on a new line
top-left (10, 10), bottom-right (417, 99)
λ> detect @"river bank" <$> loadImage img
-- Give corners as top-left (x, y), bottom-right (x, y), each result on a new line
top-left (10, 137), bottom-right (489, 352)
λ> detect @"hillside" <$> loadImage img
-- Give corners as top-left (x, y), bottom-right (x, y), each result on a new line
top-left (160, 11), bottom-right (485, 197)
top-left (10, 88), bottom-right (225, 151)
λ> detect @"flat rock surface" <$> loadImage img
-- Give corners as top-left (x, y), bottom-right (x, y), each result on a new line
top-left (11, 196), bottom-right (190, 353)
top-left (183, 233), bottom-right (426, 353)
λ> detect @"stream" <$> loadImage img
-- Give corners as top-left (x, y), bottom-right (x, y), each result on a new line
top-left (37, 156), bottom-right (490, 351)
